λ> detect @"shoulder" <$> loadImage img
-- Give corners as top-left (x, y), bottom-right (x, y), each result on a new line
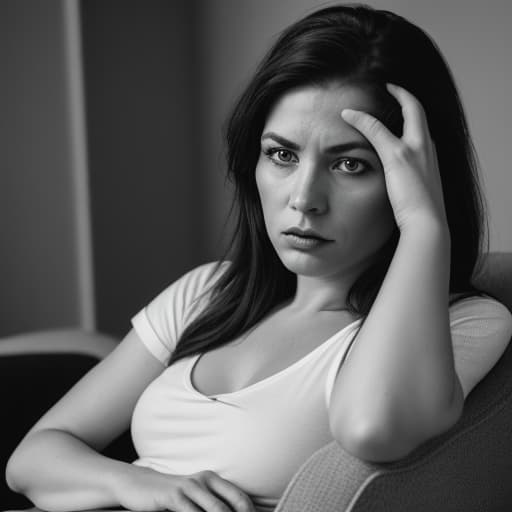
top-left (449, 293), bottom-right (512, 324)
top-left (130, 261), bottom-right (231, 364)
top-left (148, 260), bottom-right (231, 316)
top-left (448, 293), bottom-right (512, 398)
top-left (448, 293), bottom-right (512, 349)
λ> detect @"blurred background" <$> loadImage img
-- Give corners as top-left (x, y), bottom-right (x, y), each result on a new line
top-left (1, 0), bottom-right (511, 339)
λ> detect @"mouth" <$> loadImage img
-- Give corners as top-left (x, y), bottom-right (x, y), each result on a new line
top-left (282, 230), bottom-right (334, 250)
top-left (283, 228), bottom-right (332, 242)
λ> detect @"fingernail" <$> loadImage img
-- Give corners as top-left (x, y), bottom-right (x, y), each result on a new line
top-left (341, 108), bottom-right (357, 120)
top-left (386, 83), bottom-right (397, 92)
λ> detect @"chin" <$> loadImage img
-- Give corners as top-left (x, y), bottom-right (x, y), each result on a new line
top-left (278, 250), bottom-right (337, 277)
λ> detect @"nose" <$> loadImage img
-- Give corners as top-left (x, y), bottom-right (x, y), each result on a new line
top-left (288, 160), bottom-right (327, 214)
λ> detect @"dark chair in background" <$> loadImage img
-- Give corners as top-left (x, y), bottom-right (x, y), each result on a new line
top-left (0, 329), bottom-right (136, 509)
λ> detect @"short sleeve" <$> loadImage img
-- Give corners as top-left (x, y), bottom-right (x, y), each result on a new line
top-left (131, 261), bottom-right (229, 365)
top-left (450, 295), bottom-right (512, 399)
top-left (324, 296), bottom-right (512, 409)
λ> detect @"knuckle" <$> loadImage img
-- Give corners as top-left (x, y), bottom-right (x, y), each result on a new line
top-left (172, 490), bottom-right (189, 505)
top-left (197, 469), bottom-right (216, 484)
top-left (237, 496), bottom-right (254, 511)
top-left (416, 138), bottom-right (427, 150)
top-left (364, 117), bottom-right (380, 135)
top-left (393, 144), bottom-right (412, 160)
top-left (229, 490), bottom-right (252, 511)
top-left (183, 479), bottom-right (202, 493)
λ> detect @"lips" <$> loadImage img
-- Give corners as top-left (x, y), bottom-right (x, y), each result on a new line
top-left (283, 227), bottom-right (331, 241)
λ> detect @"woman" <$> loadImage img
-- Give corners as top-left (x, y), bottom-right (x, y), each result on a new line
top-left (7, 4), bottom-right (512, 512)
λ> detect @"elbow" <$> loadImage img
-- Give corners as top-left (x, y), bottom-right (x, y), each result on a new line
top-left (330, 419), bottom-right (418, 463)
top-left (6, 452), bottom-right (54, 511)
top-left (329, 382), bottom-right (465, 463)
top-left (6, 438), bottom-right (44, 504)
top-left (331, 406), bottom-right (463, 463)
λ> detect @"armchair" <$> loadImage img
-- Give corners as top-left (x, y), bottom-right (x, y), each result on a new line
top-left (275, 252), bottom-right (512, 511)
top-left (0, 329), bottom-right (136, 510)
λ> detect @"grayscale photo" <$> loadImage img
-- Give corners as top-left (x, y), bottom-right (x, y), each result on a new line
top-left (2, 1), bottom-right (511, 511)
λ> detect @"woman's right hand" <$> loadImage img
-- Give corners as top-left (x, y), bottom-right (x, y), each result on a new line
top-left (116, 466), bottom-right (256, 512)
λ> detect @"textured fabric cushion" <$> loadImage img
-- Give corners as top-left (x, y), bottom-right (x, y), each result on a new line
top-left (275, 334), bottom-right (512, 512)
top-left (275, 252), bottom-right (512, 511)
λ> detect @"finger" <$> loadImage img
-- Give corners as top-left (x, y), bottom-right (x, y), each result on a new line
top-left (204, 473), bottom-right (256, 512)
top-left (185, 480), bottom-right (235, 512)
top-left (341, 108), bottom-right (399, 164)
top-left (386, 83), bottom-right (430, 147)
top-left (171, 491), bottom-right (205, 512)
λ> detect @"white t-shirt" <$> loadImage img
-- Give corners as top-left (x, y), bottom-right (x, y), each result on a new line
top-left (130, 261), bottom-right (512, 512)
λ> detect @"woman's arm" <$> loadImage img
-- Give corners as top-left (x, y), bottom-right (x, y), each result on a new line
top-left (6, 328), bottom-right (256, 512)
top-left (329, 85), bottom-right (465, 462)
top-left (5, 329), bottom-right (165, 510)
top-left (329, 218), bottom-right (464, 462)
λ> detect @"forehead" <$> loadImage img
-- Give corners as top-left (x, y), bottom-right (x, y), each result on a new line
top-left (263, 83), bottom-right (379, 142)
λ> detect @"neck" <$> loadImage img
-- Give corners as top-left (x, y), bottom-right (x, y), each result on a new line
top-left (287, 271), bottom-right (357, 314)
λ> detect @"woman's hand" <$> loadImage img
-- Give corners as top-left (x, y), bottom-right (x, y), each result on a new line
top-left (341, 83), bottom-right (448, 234)
top-left (116, 466), bottom-right (256, 512)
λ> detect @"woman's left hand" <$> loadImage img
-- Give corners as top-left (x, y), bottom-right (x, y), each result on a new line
top-left (341, 83), bottom-right (448, 233)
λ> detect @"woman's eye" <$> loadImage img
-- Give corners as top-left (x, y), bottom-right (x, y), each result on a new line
top-left (264, 148), bottom-right (297, 166)
top-left (335, 158), bottom-right (368, 174)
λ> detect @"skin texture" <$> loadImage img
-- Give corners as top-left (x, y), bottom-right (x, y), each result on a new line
top-left (327, 84), bottom-right (462, 461)
top-left (255, 83), bottom-right (396, 313)
top-left (257, 81), bottom-right (464, 462)
top-left (6, 331), bottom-right (257, 511)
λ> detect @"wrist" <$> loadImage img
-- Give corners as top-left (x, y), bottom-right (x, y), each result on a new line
top-left (399, 214), bottom-right (451, 247)
top-left (108, 460), bottom-right (141, 504)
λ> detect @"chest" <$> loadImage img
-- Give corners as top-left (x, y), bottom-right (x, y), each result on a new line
top-left (190, 309), bottom-right (358, 397)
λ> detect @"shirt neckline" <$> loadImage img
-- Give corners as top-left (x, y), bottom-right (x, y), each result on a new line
top-left (183, 318), bottom-right (362, 401)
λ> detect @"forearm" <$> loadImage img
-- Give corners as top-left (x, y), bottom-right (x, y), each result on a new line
top-left (330, 218), bottom-right (463, 454)
top-left (6, 429), bottom-right (135, 511)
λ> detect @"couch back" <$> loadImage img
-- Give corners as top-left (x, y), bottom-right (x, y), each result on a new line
top-left (349, 252), bottom-right (512, 510)
top-left (473, 252), bottom-right (512, 310)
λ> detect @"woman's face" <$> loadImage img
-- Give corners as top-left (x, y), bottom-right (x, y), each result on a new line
top-left (255, 82), bottom-right (396, 279)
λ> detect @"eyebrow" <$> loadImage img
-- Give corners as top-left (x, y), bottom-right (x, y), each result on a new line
top-left (260, 132), bottom-right (375, 154)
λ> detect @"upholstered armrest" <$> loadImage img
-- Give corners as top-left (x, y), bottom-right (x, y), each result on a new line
top-left (275, 252), bottom-right (512, 511)
top-left (0, 328), bottom-right (118, 358)
top-left (274, 440), bottom-right (382, 511)
top-left (275, 336), bottom-right (512, 511)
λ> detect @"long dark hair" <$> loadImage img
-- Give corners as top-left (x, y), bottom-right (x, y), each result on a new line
top-left (168, 3), bottom-right (489, 366)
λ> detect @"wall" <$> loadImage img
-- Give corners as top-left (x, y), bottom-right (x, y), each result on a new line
top-left (196, 0), bottom-right (512, 257)
top-left (1, 0), bottom-right (206, 338)
top-left (81, 0), bottom-right (205, 336)
top-left (2, 1), bottom-right (509, 338)
top-left (0, 0), bottom-right (84, 336)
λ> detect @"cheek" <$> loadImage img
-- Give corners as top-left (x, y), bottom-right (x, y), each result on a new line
top-left (255, 166), bottom-right (267, 208)
top-left (255, 164), bottom-right (282, 214)
top-left (255, 166), bottom-right (275, 229)
top-left (344, 180), bottom-right (395, 237)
